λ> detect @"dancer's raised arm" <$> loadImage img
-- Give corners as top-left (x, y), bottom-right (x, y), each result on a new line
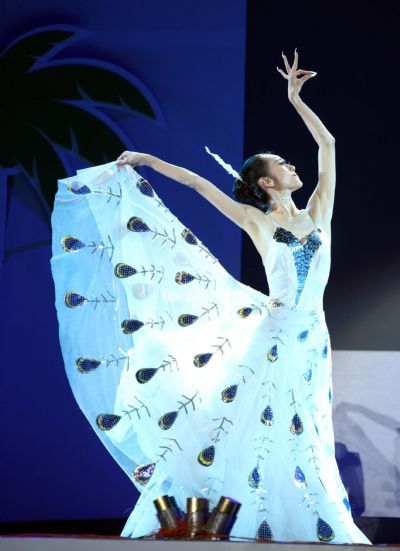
top-left (277, 49), bottom-right (336, 231)
top-left (116, 151), bottom-right (256, 232)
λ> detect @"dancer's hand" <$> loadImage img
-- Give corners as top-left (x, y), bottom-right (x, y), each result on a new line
top-left (116, 151), bottom-right (149, 167)
top-left (276, 49), bottom-right (317, 101)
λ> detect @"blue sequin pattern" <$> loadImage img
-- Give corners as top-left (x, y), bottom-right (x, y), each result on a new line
top-left (273, 227), bottom-right (322, 306)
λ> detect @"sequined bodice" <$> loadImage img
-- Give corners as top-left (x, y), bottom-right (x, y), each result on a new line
top-left (262, 224), bottom-right (331, 311)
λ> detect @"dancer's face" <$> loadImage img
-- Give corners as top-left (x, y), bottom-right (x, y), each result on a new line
top-left (259, 154), bottom-right (303, 192)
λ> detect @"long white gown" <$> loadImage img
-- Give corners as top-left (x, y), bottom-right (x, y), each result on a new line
top-left (50, 161), bottom-right (371, 544)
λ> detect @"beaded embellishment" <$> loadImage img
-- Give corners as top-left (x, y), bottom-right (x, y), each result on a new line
top-left (267, 344), bottom-right (278, 362)
top-left (198, 445), bottom-right (215, 466)
top-left (248, 465), bottom-right (262, 488)
top-left (256, 520), bottom-right (273, 541)
top-left (96, 413), bottom-right (122, 431)
top-left (290, 413), bottom-right (304, 435)
top-left (317, 517), bottom-right (335, 542)
top-left (273, 227), bottom-right (322, 306)
top-left (294, 465), bottom-right (307, 488)
top-left (261, 405), bottom-right (274, 425)
top-left (221, 385), bottom-right (238, 403)
top-left (158, 411), bottom-right (179, 430)
top-left (133, 462), bottom-right (156, 485)
top-left (76, 357), bottom-right (101, 374)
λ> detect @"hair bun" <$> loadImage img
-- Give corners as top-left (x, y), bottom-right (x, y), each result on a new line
top-left (233, 154), bottom-right (273, 212)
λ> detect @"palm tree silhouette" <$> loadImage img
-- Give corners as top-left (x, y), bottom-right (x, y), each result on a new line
top-left (0, 25), bottom-right (162, 215)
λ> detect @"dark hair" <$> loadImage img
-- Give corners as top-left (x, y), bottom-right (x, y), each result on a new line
top-left (233, 151), bottom-right (276, 212)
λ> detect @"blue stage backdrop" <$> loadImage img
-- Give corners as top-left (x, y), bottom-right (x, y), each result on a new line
top-left (0, 1), bottom-right (246, 522)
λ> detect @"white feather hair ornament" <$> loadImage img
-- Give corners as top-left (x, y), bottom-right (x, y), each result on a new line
top-left (204, 146), bottom-right (245, 184)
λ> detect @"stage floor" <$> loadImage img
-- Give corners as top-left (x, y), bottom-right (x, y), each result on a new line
top-left (0, 536), bottom-right (391, 551)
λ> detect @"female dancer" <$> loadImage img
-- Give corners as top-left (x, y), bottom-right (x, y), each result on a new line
top-left (51, 50), bottom-right (371, 544)
top-left (117, 49), bottom-right (329, 274)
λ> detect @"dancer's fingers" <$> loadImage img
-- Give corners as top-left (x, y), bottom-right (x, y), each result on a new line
top-left (281, 51), bottom-right (291, 73)
top-left (293, 48), bottom-right (298, 71)
top-left (116, 154), bottom-right (129, 164)
top-left (295, 69), bottom-right (315, 75)
top-left (276, 66), bottom-right (288, 79)
top-left (298, 74), bottom-right (315, 83)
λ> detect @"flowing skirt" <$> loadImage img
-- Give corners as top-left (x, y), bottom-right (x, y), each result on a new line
top-left (50, 162), bottom-right (371, 544)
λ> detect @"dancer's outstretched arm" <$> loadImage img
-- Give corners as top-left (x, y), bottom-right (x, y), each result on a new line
top-left (277, 50), bottom-right (336, 231)
top-left (116, 151), bottom-right (258, 232)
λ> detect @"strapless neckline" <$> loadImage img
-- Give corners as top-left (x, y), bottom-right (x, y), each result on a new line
top-left (266, 209), bottom-right (327, 246)
top-left (274, 226), bottom-right (321, 246)
top-left (263, 226), bottom-right (329, 265)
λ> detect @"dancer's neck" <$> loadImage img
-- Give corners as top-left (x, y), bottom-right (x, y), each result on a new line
top-left (268, 196), bottom-right (299, 219)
